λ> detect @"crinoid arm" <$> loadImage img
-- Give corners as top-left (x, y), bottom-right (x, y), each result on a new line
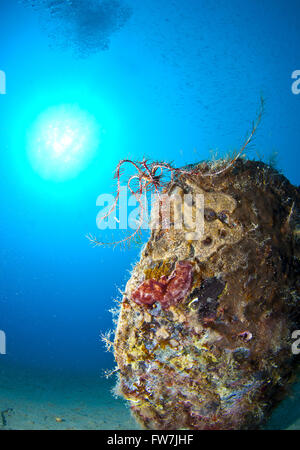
top-left (87, 158), bottom-right (177, 248)
top-left (87, 100), bottom-right (265, 249)
top-left (86, 226), bottom-right (144, 249)
top-left (87, 159), bottom-right (146, 247)
top-left (201, 96), bottom-right (265, 177)
top-left (99, 160), bottom-right (142, 224)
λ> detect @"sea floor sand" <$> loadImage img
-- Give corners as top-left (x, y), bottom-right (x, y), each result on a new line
top-left (0, 360), bottom-right (299, 430)
top-left (0, 361), bottom-right (139, 430)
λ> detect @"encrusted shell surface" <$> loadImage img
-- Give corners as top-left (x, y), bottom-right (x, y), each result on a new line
top-left (113, 160), bottom-right (300, 430)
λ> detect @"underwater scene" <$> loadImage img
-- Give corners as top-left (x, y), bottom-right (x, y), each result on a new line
top-left (0, 0), bottom-right (299, 432)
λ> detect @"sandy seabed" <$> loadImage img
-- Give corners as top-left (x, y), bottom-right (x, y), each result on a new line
top-left (0, 360), bottom-right (299, 430)
top-left (0, 360), bottom-right (139, 430)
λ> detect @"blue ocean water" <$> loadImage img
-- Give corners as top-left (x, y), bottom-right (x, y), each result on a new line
top-left (0, 0), bottom-right (299, 429)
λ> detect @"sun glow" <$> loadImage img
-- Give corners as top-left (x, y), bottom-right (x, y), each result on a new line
top-left (27, 104), bottom-right (100, 181)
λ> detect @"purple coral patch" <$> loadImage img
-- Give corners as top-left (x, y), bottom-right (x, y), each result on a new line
top-left (132, 261), bottom-right (193, 309)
